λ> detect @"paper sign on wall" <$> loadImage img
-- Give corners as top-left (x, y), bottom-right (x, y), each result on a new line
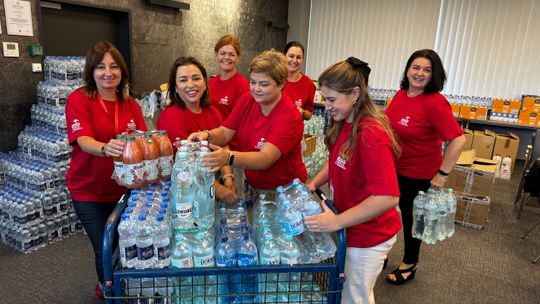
top-left (4, 0), bottom-right (33, 37)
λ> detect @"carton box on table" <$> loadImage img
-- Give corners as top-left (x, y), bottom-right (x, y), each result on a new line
top-left (471, 130), bottom-right (496, 159)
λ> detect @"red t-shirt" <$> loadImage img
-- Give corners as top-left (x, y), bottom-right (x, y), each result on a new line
top-left (386, 90), bottom-right (464, 179)
top-left (283, 73), bottom-right (316, 112)
top-left (208, 72), bottom-right (250, 120)
top-left (328, 119), bottom-right (401, 248)
top-left (65, 88), bottom-right (147, 202)
top-left (156, 104), bottom-right (223, 151)
top-left (222, 93), bottom-right (307, 189)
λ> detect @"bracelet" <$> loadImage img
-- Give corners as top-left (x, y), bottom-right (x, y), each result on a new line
top-left (437, 169), bottom-right (449, 176)
top-left (202, 130), bottom-right (211, 140)
top-left (222, 173), bottom-right (234, 180)
top-left (227, 150), bottom-right (235, 166)
top-left (101, 144), bottom-right (107, 157)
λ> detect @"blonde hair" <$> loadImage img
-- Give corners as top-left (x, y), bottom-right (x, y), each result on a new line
top-left (249, 49), bottom-right (288, 86)
top-left (319, 60), bottom-right (401, 160)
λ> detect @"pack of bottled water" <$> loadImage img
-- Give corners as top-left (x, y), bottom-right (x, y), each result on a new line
top-left (171, 140), bottom-right (215, 233)
top-left (445, 95), bottom-right (493, 108)
top-left (18, 127), bottom-right (71, 165)
top-left (303, 113), bottom-right (329, 178)
top-left (43, 56), bottom-right (85, 86)
top-left (36, 81), bottom-right (81, 107)
top-left (412, 188), bottom-right (457, 245)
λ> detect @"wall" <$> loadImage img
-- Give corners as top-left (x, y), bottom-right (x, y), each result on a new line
top-left (0, 0), bottom-right (289, 151)
top-left (286, 0), bottom-right (310, 74)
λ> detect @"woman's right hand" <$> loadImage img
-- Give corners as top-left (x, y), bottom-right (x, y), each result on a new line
top-left (104, 138), bottom-right (125, 158)
top-left (215, 183), bottom-right (239, 204)
top-left (187, 131), bottom-right (208, 142)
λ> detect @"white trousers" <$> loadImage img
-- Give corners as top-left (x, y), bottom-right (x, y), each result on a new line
top-left (341, 235), bottom-right (397, 304)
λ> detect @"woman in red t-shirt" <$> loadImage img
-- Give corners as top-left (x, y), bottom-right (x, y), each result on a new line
top-left (303, 57), bottom-right (402, 304)
top-left (65, 41), bottom-right (147, 299)
top-left (188, 50), bottom-right (307, 200)
top-left (156, 57), bottom-right (238, 203)
top-left (283, 41), bottom-right (316, 120)
top-left (386, 49), bottom-right (465, 285)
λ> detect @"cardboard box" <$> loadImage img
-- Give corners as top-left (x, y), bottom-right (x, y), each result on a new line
top-left (451, 103), bottom-right (460, 117)
top-left (302, 134), bottom-right (317, 156)
top-left (518, 110), bottom-right (540, 126)
top-left (447, 150), bottom-right (496, 197)
top-left (492, 99), bottom-right (521, 115)
top-left (461, 129), bottom-right (473, 152)
top-left (459, 105), bottom-right (488, 120)
top-left (493, 132), bottom-right (520, 173)
top-left (455, 192), bottom-right (490, 229)
top-left (471, 130), bottom-right (496, 159)
top-left (522, 96), bottom-right (540, 112)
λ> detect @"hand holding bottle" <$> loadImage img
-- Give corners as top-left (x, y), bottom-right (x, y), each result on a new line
top-left (304, 201), bottom-right (340, 233)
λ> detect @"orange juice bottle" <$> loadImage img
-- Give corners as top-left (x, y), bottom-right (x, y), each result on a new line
top-left (113, 134), bottom-right (126, 183)
top-left (141, 133), bottom-right (160, 184)
top-left (157, 130), bottom-right (174, 180)
top-left (121, 135), bottom-right (145, 189)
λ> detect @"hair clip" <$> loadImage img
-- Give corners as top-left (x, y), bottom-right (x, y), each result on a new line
top-left (346, 57), bottom-right (371, 85)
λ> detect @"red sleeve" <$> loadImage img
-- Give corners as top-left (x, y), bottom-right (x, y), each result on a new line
top-left (65, 90), bottom-right (94, 145)
top-left (427, 94), bottom-right (464, 141)
top-left (129, 98), bottom-right (148, 131)
top-left (358, 124), bottom-right (400, 197)
top-left (209, 106), bottom-right (224, 126)
top-left (156, 106), bottom-right (189, 143)
top-left (223, 92), bottom-right (251, 131)
top-left (304, 77), bottom-right (316, 112)
top-left (266, 106), bottom-right (304, 155)
top-left (236, 75), bottom-right (250, 100)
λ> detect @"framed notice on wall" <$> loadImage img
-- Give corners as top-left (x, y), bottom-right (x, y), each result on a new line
top-left (4, 0), bottom-right (33, 36)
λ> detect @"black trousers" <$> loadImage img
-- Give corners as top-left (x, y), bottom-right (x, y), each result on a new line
top-left (72, 200), bottom-right (117, 283)
top-left (397, 174), bottom-right (431, 264)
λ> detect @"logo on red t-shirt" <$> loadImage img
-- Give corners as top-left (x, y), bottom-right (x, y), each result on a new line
top-left (335, 156), bottom-right (347, 170)
top-left (127, 119), bottom-right (136, 131)
top-left (255, 138), bottom-right (265, 150)
top-left (71, 119), bottom-right (82, 132)
top-left (398, 116), bottom-right (410, 127)
top-left (294, 99), bottom-right (302, 107)
top-left (220, 96), bottom-right (229, 105)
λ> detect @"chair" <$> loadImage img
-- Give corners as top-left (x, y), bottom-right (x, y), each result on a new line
top-left (514, 145), bottom-right (534, 218)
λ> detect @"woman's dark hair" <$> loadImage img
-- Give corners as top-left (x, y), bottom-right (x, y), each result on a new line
top-left (399, 49), bottom-right (446, 94)
top-left (167, 56), bottom-right (211, 108)
top-left (82, 41), bottom-right (130, 101)
top-left (284, 41), bottom-right (305, 56)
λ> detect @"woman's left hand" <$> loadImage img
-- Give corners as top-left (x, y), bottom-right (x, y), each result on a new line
top-left (430, 173), bottom-right (448, 189)
top-left (201, 143), bottom-right (229, 172)
top-left (304, 201), bottom-right (340, 233)
top-left (223, 177), bottom-right (237, 192)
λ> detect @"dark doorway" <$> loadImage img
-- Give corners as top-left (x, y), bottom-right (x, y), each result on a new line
top-left (40, 1), bottom-right (132, 76)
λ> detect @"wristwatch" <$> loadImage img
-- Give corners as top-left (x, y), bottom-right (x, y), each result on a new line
top-left (227, 150), bottom-right (235, 166)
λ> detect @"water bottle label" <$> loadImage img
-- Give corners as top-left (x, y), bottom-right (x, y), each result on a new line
top-left (23, 240), bottom-right (32, 251)
top-left (61, 226), bottom-right (69, 236)
top-left (114, 161), bottom-right (124, 180)
top-left (216, 259), bottom-right (237, 267)
top-left (157, 243), bottom-right (170, 260)
top-left (124, 244), bottom-right (137, 260)
top-left (171, 257), bottom-right (193, 268)
top-left (50, 230), bottom-right (58, 240)
top-left (194, 254), bottom-right (215, 267)
top-left (137, 244), bottom-right (155, 260)
top-left (260, 257), bottom-right (280, 265)
top-left (159, 155), bottom-right (174, 176)
top-left (121, 162), bottom-right (145, 186)
top-left (175, 202), bottom-right (194, 219)
top-left (284, 218), bottom-right (305, 236)
top-left (144, 159), bottom-right (160, 180)
top-left (281, 257), bottom-right (300, 265)
top-left (238, 256), bottom-right (257, 266)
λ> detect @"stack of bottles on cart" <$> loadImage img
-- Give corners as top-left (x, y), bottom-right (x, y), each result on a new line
top-left (303, 112), bottom-right (329, 178)
top-left (116, 174), bottom-right (335, 302)
top-left (412, 188), bottom-right (457, 245)
top-left (0, 56), bottom-right (83, 253)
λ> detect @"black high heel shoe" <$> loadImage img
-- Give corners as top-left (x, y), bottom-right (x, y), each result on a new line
top-left (383, 258), bottom-right (388, 269)
top-left (386, 263), bottom-right (417, 285)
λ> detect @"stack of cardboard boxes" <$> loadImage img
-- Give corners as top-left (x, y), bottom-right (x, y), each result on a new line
top-left (447, 129), bottom-right (520, 228)
top-left (518, 96), bottom-right (540, 126)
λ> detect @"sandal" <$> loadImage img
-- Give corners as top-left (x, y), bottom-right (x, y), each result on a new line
top-left (386, 263), bottom-right (417, 285)
top-left (383, 258), bottom-right (388, 269)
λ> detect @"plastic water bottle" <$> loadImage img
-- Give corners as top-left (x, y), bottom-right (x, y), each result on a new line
top-left (171, 146), bottom-right (194, 220)
top-left (118, 214), bottom-right (137, 268)
top-left (435, 192), bottom-right (448, 241)
top-left (280, 234), bottom-right (301, 265)
top-left (411, 191), bottom-right (426, 239)
top-left (279, 196), bottom-right (305, 236)
top-left (236, 232), bottom-right (258, 303)
top-left (500, 156), bottom-right (512, 180)
top-left (215, 236), bottom-right (236, 304)
top-left (135, 214), bottom-right (155, 269)
top-left (153, 214), bottom-right (171, 268)
top-left (193, 142), bottom-right (215, 229)
top-left (170, 234), bottom-right (194, 302)
top-left (493, 154), bottom-right (502, 178)
top-left (257, 231), bottom-right (284, 303)
top-left (192, 231), bottom-right (216, 303)
top-left (445, 189), bottom-right (457, 237)
top-left (421, 194), bottom-right (438, 245)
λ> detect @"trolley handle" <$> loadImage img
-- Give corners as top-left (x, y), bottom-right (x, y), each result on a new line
top-left (314, 187), bottom-right (346, 291)
top-left (102, 190), bottom-right (130, 287)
